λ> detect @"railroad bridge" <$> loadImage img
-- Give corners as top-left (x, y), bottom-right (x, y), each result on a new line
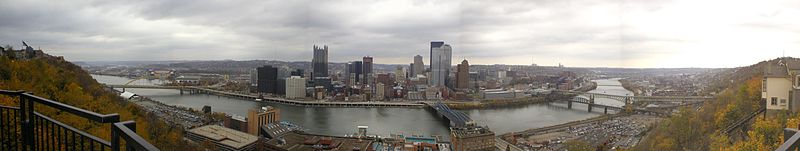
top-left (552, 90), bottom-right (714, 117)
top-left (553, 90), bottom-right (715, 103)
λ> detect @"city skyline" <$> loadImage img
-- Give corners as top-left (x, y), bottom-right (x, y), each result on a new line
top-left (1, 0), bottom-right (799, 68)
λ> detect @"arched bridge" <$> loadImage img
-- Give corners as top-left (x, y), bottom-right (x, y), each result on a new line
top-left (553, 90), bottom-right (715, 103)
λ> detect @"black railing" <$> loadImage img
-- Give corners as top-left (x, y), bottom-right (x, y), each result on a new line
top-left (0, 89), bottom-right (159, 151)
top-left (779, 128), bottom-right (800, 151)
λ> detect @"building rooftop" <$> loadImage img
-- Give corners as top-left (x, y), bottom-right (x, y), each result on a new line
top-left (450, 126), bottom-right (494, 138)
top-left (765, 57), bottom-right (800, 77)
top-left (187, 125), bottom-right (259, 149)
top-left (266, 131), bottom-right (373, 151)
top-left (261, 122), bottom-right (300, 139)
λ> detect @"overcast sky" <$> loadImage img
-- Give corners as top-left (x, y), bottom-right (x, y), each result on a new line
top-left (1, 0), bottom-right (799, 68)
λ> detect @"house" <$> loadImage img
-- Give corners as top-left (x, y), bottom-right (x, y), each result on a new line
top-left (762, 58), bottom-right (800, 112)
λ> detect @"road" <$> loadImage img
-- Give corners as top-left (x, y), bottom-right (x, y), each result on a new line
top-left (496, 137), bottom-right (524, 151)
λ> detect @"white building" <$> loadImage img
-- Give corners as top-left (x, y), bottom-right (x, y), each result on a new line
top-left (430, 44), bottom-right (452, 86)
top-left (762, 58), bottom-right (800, 112)
top-left (285, 76), bottom-right (306, 99)
top-left (375, 83), bottom-right (385, 101)
top-left (395, 66), bottom-right (406, 84)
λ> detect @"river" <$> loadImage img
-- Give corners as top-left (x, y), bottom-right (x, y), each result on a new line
top-left (92, 75), bottom-right (630, 139)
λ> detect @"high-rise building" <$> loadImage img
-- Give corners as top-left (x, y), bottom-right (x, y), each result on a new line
top-left (430, 41), bottom-right (444, 69)
top-left (456, 59), bottom-right (470, 90)
top-left (347, 61), bottom-right (363, 85)
top-left (286, 76), bottom-right (306, 99)
top-left (409, 63), bottom-right (415, 78)
top-left (257, 66), bottom-right (279, 94)
top-left (249, 69), bottom-right (258, 91)
top-left (247, 106), bottom-right (280, 136)
top-left (312, 45), bottom-right (328, 78)
top-left (363, 56), bottom-right (373, 85)
top-left (430, 42), bottom-right (452, 86)
top-left (395, 66), bottom-right (406, 83)
top-left (413, 55), bottom-right (424, 77)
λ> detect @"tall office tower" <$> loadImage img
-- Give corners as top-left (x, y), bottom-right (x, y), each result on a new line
top-left (409, 63), bottom-right (415, 78)
top-left (249, 69), bottom-right (258, 90)
top-left (256, 65), bottom-right (278, 94)
top-left (362, 56), bottom-right (373, 85)
top-left (456, 59), bottom-right (470, 90)
top-left (395, 66), bottom-right (406, 83)
top-left (429, 42), bottom-right (452, 86)
top-left (429, 41), bottom-right (444, 70)
top-left (347, 61), bottom-right (363, 85)
top-left (312, 45), bottom-right (328, 78)
top-left (413, 55), bottom-right (424, 77)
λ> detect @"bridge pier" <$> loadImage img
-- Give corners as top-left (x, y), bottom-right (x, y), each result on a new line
top-left (589, 94), bottom-right (595, 112)
top-left (567, 100), bottom-right (572, 109)
top-left (180, 89), bottom-right (184, 95)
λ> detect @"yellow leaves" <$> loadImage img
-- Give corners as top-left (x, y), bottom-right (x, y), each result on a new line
top-left (725, 118), bottom-right (784, 151)
top-left (0, 57), bottom-right (195, 149)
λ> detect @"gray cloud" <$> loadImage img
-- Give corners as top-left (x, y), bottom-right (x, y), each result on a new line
top-left (1, 0), bottom-right (799, 68)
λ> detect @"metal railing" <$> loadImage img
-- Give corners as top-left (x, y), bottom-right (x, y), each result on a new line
top-left (0, 89), bottom-right (159, 151)
top-left (779, 128), bottom-right (800, 151)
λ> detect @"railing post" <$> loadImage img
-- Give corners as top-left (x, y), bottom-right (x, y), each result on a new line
top-left (112, 126), bottom-right (120, 151)
top-left (124, 122), bottom-right (136, 151)
top-left (18, 93), bottom-right (36, 151)
top-left (781, 128), bottom-right (800, 151)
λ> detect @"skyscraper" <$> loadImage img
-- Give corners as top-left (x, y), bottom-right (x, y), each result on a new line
top-left (456, 59), bottom-right (470, 90)
top-left (409, 63), bottom-right (415, 78)
top-left (430, 42), bottom-right (452, 86)
top-left (413, 55), bottom-right (424, 77)
top-left (430, 41), bottom-right (444, 69)
top-left (362, 56), bottom-right (373, 85)
top-left (257, 65), bottom-right (278, 94)
top-left (395, 66), bottom-right (405, 83)
top-left (312, 45), bottom-right (328, 78)
top-left (347, 61), bottom-right (363, 85)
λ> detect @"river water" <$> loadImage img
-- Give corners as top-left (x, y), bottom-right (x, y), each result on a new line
top-left (92, 75), bottom-right (629, 139)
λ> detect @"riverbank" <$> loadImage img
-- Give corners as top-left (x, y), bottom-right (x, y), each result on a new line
top-left (446, 97), bottom-right (549, 110)
top-left (446, 81), bottom-right (596, 110)
top-left (574, 81), bottom-right (598, 92)
top-left (619, 78), bottom-right (642, 96)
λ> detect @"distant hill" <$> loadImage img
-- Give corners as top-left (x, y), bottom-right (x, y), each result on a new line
top-left (701, 57), bottom-right (799, 94)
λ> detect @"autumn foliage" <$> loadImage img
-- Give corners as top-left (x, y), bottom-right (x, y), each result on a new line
top-left (0, 56), bottom-right (198, 150)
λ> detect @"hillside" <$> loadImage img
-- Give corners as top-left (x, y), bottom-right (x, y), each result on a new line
top-left (0, 54), bottom-right (198, 149)
top-left (634, 57), bottom-right (799, 150)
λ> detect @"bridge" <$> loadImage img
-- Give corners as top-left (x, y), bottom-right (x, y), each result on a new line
top-left (107, 84), bottom-right (205, 95)
top-left (554, 95), bottom-right (671, 117)
top-left (426, 102), bottom-right (474, 127)
top-left (553, 90), bottom-right (715, 103)
top-left (0, 89), bottom-right (159, 151)
top-left (106, 84), bottom-right (424, 108)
